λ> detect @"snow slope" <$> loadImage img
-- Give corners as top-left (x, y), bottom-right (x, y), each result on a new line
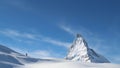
top-left (66, 34), bottom-right (110, 63)
top-left (0, 45), bottom-right (120, 68)
top-left (0, 45), bottom-right (40, 68)
top-left (19, 60), bottom-right (120, 68)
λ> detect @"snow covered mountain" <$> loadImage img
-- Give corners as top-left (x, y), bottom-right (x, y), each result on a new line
top-left (66, 34), bottom-right (110, 63)
top-left (0, 44), bottom-right (40, 68)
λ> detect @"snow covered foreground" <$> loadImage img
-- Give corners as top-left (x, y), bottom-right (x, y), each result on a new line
top-left (18, 60), bottom-right (120, 68)
top-left (0, 44), bottom-right (120, 68)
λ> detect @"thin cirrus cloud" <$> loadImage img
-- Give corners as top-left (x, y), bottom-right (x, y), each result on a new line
top-left (0, 29), bottom-right (70, 48)
top-left (0, 29), bottom-right (71, 58)
top-left (60, 25), bottom-right (93, 37)
top-left (0, 29), bottom-right (38, 40)
top-left (60, 25), bottom-right (75, 36)
top-left (42, 38), bottom-right (71, 48)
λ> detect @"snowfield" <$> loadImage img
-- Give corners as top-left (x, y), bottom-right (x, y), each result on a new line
top-left (0, 44), bottom-right (120, 68)
top-left (19, 60), bottom-right (120, 68)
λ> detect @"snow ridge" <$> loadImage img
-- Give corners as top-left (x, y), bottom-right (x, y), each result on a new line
top-left (0, 45), bottom-right (40, 68)
top-left (66, 34), bottom-right (110, 63)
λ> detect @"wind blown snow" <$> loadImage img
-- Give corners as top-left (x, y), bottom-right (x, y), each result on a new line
top-left (18, 60), bottom-right (120, 68)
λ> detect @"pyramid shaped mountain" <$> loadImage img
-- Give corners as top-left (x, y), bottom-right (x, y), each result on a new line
top-left (66, 34), bottom-right (110, 63)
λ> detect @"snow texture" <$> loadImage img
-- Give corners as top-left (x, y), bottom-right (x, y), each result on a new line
top-left (19, 60), bottom-right (120, 68)
top-left (0, 45), bottom-right (40, 68)
top-left (66, 34), bottom-right (110, 63)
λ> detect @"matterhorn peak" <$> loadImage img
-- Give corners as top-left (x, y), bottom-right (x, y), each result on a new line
top-left (76, 33), bottom-right (82, 37)
top-left (73, 34), bottom-right (88, 48)
top-left (66, 34), bottom-right (110, 63)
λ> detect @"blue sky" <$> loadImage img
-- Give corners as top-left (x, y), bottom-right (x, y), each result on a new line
top-left (0, 0), bottom-right (120, 63)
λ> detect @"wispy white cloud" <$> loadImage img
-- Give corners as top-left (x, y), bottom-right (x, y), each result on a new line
top-left (0, 29), bottom-right (38, 40)
top-left (0, 29), bottom-right (70, 48)
top-left (60, 25), bottom-right (75, 35)
top-left (60, 25), bottom-right (93, 37)
top-left (42, 38), bottom-right (71, 48)
top-left (0, 29), bottom-right (70, 58)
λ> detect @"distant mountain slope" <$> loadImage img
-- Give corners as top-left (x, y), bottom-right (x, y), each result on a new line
top-left (66, 34), bottom-right (110, 63)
